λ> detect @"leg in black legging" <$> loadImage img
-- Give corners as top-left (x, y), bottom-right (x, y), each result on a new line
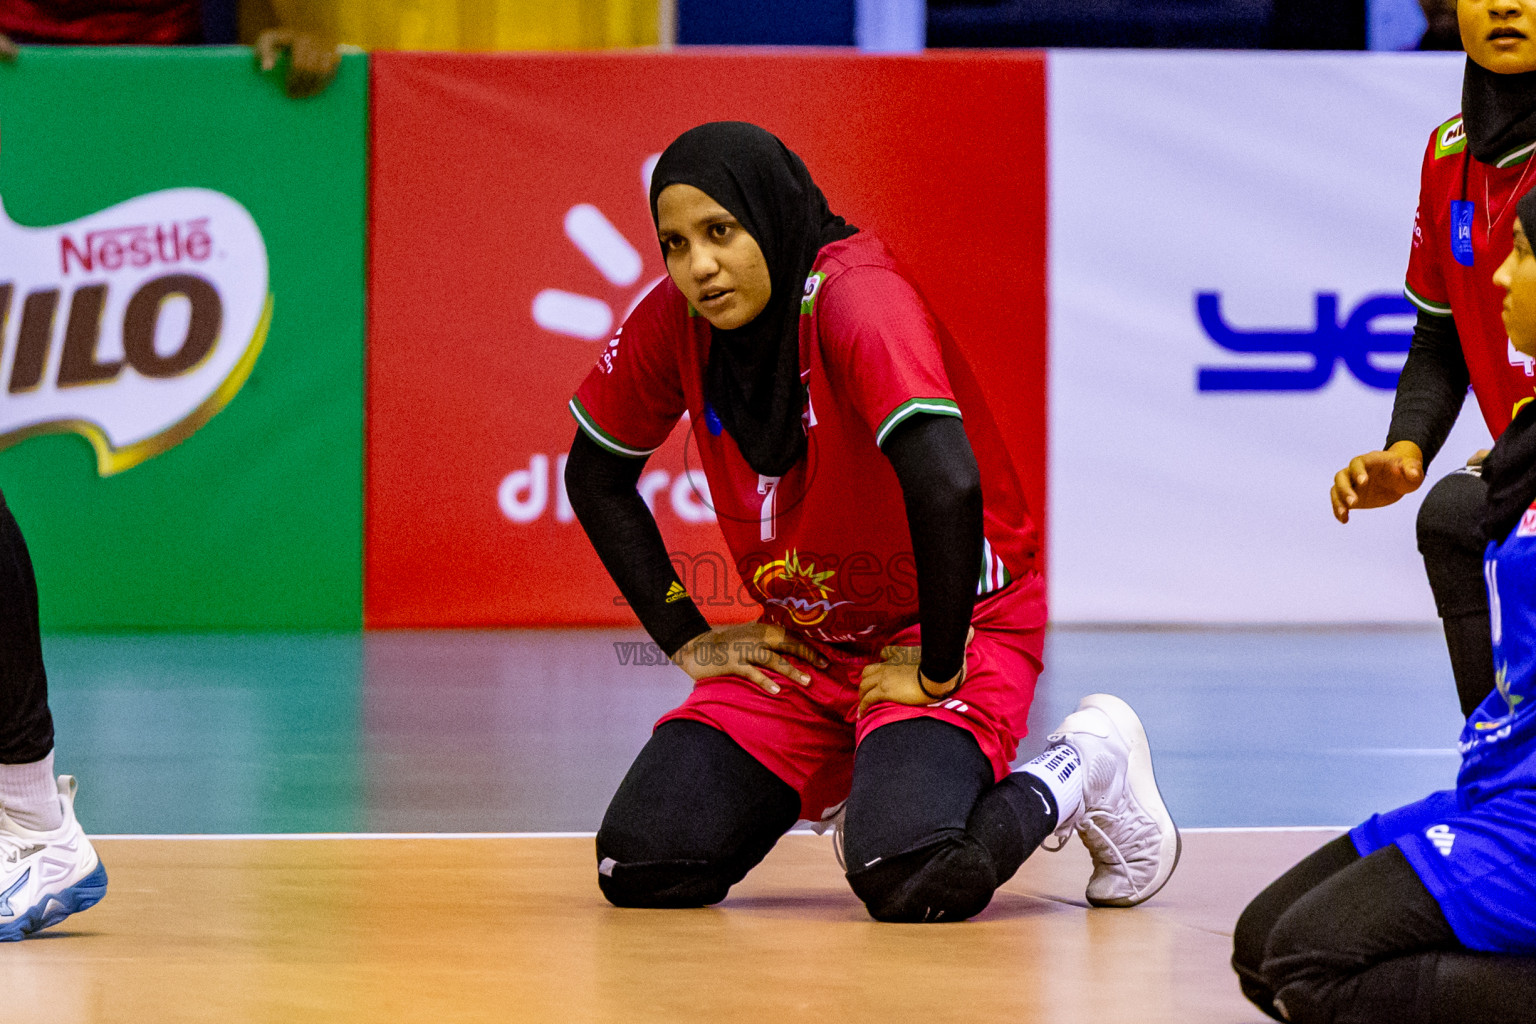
top-left (595, 719), bottom-right (801, 908)
top-left (1232, 834), bottom-right (1362, 1021)
top-left (1416, 471), bottom-right (1495, 717)
top-left (840, 718), bottom-right (1058, 923)
top-left (0, 490), bottom-right (54, 765)
top-left (1261, 844), bottom-right (1536, 1024)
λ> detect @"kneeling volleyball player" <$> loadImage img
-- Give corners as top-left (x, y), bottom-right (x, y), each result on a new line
top-left (564, 122), bottom-right (1179, 921)
top-left (1232, 186), bottom-right (1536, 1024)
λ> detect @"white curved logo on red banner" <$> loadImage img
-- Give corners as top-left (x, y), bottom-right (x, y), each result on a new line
top-left (0, 188), bottom-right (270, 475)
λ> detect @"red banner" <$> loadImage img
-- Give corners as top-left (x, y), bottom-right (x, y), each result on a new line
top-left (367, 51), bottom-right (1048, 627)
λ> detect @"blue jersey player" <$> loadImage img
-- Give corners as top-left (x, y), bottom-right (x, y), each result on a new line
top-left (1233, 184), bottom-right (1536, 1024)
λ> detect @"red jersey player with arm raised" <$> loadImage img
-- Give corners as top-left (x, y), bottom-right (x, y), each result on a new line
top-left (563, 121), bottom-right (1179, 922)
top-left (1332, 0), bottom-right (1536, 718)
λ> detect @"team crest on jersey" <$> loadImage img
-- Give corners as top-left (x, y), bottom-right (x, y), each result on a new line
top-left (753, 549), bottom-right (850, 627)
top-left (1435, 117), bottom-right (1467, 160)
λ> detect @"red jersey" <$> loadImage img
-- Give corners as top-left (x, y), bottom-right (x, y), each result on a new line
top-left (0, 1), bottom-right (199, 44)
top-left (571, 232), bottom-right (1038, 654)
top-left (1406, 115), bottom-right (1536, 436)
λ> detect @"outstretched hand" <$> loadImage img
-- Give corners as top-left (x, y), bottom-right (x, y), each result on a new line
top-left (255, 28), bottom-right (340, 98)
top-left (1331, 441), bottom-right (1425, 523)
top-left (670, 622), bottom-right (827, 695)
top-left (856, 627), bottom-right (974, 719)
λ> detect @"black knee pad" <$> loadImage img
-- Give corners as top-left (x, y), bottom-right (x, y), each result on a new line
top-left (1416, 471), bottom-right (1491, 619)
top-left (1258, 909), bottom-right (1336, 1024)
top-left (595, 848), bottom-right (732, 909)
top-left (593, 720), bottom-right (801, 909)
top-left (846, 835), bottom-right (998, 923)
top-left (1232, 903), bottom-right (1286, 1022)
top-left (1416, 470), bottom-right (1488, 554)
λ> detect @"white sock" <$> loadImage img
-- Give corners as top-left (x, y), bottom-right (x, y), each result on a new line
top-left (0, 751), bottom-right (61, 832)
top-left (1018, 743), bottom-right (1084, 825)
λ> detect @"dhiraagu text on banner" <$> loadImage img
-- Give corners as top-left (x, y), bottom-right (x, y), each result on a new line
top-left (0, 48), bottom-right (366, 629)
top-left (365, 52), bottom-right (1047, 627)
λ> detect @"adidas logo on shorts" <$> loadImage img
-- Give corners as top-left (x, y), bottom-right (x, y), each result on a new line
top-left (1426, 824), bottom-right (1456, 857)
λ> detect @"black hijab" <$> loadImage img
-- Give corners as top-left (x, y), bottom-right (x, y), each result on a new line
top-left (1482, 401), bottom-right (1536, 544)
top-left (648, 122), bottom-right (857, 477)
top-left (1463, 57), bottom-right (1536, 164)
top-left (1482, 186), bottom-right (1536, 544)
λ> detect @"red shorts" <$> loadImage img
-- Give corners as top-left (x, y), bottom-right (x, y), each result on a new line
top-left (656, 572), bottom-right (1047, 820)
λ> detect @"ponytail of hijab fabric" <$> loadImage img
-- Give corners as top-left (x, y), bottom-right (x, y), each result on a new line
top-left (649, 122), bottom-right (857, 478)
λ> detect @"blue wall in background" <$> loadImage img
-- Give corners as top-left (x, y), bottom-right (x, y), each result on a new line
top-left (678, 0), bottom-right (856, 45)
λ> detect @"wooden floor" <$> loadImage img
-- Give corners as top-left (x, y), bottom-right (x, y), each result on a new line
top-left (6, 829), bottom-right (1334, 1023)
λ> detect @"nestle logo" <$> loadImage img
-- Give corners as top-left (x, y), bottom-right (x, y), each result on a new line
top-left (60, 219), bottom-right (213, 276)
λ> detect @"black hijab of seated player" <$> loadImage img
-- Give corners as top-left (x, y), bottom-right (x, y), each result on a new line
top-left (648, 122), bottom-right (858, 478)
top-left (1483, 189), bottom-right (1536, 543)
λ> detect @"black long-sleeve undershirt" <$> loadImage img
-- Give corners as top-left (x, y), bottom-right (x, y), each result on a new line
top-left (879, 415), bottom-right (981, 685)
top-left (563, 414), bottom-right (982, 683)
top-left (564, 430), bottom-right (711, 658)
top-left (1384, 310), bottom-right (1471, 468)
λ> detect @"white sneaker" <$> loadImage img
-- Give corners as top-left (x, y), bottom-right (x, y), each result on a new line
top-left (1048, 694), bottom-right (1180, 907)
top-left (0, 776), bottom-right (107, 940)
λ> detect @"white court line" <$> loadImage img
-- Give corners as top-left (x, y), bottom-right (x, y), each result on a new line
top-left (1323, 748), bottom-right (1459, 757)
top-left (91, 826), bottom-right (1350, 840)
top-left (1182, 826), bottom-right (1349, 833)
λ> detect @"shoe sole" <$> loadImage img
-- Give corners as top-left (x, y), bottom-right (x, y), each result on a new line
top-left (1079, 694), bottom-right (1181, 907)
top-left (0, 860), bottom-right (108, 941)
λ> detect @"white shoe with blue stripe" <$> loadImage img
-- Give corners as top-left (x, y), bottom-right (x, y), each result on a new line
top-left (0, 776), bottom-right (107, 940)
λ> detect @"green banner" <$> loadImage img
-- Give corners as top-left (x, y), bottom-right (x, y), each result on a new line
top-left (0, 48), bottom-right (366, 629)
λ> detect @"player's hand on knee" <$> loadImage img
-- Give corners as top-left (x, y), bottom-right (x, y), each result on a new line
top-left (855, 628), bottom-right (972, 718)
top-left (669, 622), bottom-right (824, 695)
top-left (1330, 441), bottom-right (1424, 523)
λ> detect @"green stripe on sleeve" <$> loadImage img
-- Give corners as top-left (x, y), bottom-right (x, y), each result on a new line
top-left (1404, 284), bottom-right (1452, 317)
top-left (874, 397), bottom-right (962, 448)
top-left (568, 397), bottom-right (658, 458)
top-left (1497, 139), bottom-right (1536, 168)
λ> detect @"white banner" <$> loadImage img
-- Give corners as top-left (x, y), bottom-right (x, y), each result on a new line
top-left (1049, 52), bottom-right (1491, 622)
top-left (0, 188), bottom-right (269, 476)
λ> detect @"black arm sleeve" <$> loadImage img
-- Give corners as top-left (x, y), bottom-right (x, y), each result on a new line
top-left (1384, 310), bottom-right (1470, 469)
top-left (881, 415), bottom-right (983, 686)
top-left (564, 430), bottom-right (711, 658)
